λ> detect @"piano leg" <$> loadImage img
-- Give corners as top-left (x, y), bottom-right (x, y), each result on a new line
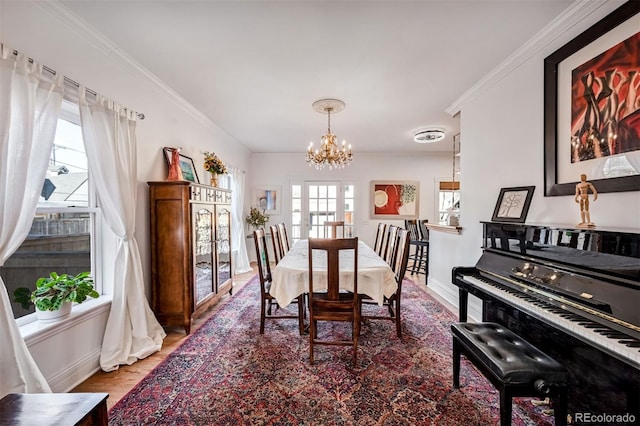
top-left (458, 289), bottom-right (468, 322)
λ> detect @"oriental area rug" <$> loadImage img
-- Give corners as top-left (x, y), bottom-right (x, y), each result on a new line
top-left (109, 276), bottom-right (554, 425)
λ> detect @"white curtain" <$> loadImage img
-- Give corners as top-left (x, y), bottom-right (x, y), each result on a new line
top-left (0, 45), bottom-right (63, 397)
top-left (229, 166), bottom-right (252, 274)
top-left (78, 91), bottom-right (165, 372)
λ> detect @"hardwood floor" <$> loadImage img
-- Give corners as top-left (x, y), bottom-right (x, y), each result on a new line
top-left (72, 264), bottom-right (455, 412)
top-left (72, 265), bottom-right (258, 411)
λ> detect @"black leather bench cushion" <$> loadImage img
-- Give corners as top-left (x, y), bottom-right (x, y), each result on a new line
top-left (451, 322), bottom-right (569, 385)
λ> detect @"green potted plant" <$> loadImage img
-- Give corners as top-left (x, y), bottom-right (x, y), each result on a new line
top-left (13, 271), bottom-right (99, 322)
top-left (245, 206), bottom-right (269, 230)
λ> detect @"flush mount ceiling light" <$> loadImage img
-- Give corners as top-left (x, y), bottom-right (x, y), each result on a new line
top-left (306, 98), bottom-right (353, 170)
top-left (414, 129), bottom-right (445, 143)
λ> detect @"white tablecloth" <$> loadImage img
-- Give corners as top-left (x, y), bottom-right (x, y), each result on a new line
top-left (271, 239), bottom-right (397, 308)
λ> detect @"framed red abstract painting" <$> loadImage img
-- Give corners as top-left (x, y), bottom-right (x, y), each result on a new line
top-left (370, 181), bottom-right (419, 219)
top-left (544, 0), bottom-right (640, 196)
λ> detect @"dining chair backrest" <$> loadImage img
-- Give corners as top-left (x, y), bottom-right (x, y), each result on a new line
top-left (277, 222), bottom-right (290, 255)
top-left (391, 229), bottom-right (411, 284)
top-left (404, 220), bottom-right (420, 242)
top-left (308, 237), bottom-right (358, 300)
top-left (253, 229), bottom-right (272, 291)
top-left (269, 224), bottom-right (284, 264)
top-left (373, 223), bottom-right (387, 256)
top-left (383, 225), bottom-right (399, 265)
top-left (418, 219), bottom-right (429, 241)
top-left (323, 221), bottom-right (345, 238)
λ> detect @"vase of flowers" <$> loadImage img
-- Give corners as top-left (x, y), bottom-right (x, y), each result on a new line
top-left (246, 206), bottom-right (269, 231)
top-left (204, 151), bottom-right (227, 187)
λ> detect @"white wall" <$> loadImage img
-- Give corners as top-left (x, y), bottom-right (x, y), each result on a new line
top-left (428, 0), bottom-right (640, 318)
top-left (1, 2), bottom-right (251, 391)
top-left (249, 152), bottom-right (452, 250)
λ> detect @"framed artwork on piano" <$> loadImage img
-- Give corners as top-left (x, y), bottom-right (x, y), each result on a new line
top-left (491, 186), bottom-right (535, 223)
top-left (543, 0), bottom-right (640, 196)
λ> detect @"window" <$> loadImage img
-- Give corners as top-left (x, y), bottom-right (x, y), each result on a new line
top-left (436, 132), bottom-right (461, 226)
top-left (2, 100), bottom-right (101, 320)
top-left (291, 184), bottom-right (302, 244)
top-left (343, 184), bottom-right (355, 237)
top-left (291, 181), bottom-right (355, 240)
top-left (307, 182), bottom-right (339, 238)
top-left (437, 181), bottom-right (460, 225)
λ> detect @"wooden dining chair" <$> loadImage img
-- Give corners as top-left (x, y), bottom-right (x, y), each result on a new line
top-left (269, 224), bottom-right (284, 264)
top-left (323, 221), bottom-right (345, 238)
top-left (360, 229), bottom-right (410, 337)
top-left (308, 237), bottom-right (360, 366)
top-left (383, 225), bottom-right (399, 265)
top-left (253, 229), bottom-right (305, 335)
top-left (373, 223), bottom-right (387, 256)
top-left (277, 222), bottom-right (290, 255)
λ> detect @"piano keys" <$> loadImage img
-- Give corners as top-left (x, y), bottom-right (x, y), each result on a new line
top-left (453, 222), bottom-right (640, 422)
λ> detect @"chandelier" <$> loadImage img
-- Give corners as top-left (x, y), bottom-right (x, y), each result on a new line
top-left (306, 99), bottom-right (353, 170)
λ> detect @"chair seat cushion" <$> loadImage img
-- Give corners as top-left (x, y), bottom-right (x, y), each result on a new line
top-left (451, 322), bottom-right (568, 385)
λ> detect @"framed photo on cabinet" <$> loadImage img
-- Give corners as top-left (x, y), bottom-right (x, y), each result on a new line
top-left (163, 147), bottom-right (200, 183)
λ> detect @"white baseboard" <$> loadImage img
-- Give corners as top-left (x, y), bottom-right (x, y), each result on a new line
top-left (427, 276), bottom-right (481, 323)
top-left (48, 348), bottom-right (102, 392)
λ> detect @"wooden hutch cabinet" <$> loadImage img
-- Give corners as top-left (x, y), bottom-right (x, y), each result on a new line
top-left (148, 181), bottom-right (232, 333)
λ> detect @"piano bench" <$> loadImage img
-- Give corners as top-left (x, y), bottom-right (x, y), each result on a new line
top-left (451, 322), bottom-right (569, 426)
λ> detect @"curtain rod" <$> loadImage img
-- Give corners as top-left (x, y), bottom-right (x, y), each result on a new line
top-left (11, 49), bottom-right (145, 120)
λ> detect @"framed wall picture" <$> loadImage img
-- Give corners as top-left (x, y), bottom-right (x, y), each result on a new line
top-left (370, 181), bottom-right (419, 219)
top-left (253, 186), bottom-right (281, 215)
top-left (491, 186), bottom-right (535, 223)
top-left (543, 1), bottom-right (640, 196)
top-left (163, 147), bottom-right (200, 183)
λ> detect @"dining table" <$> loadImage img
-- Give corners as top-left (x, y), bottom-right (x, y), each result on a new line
top-left (270, 239), bottom-right (397, 309)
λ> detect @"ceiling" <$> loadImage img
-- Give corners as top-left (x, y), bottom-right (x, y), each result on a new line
top-left (60, 0), bottom-right (573, 154)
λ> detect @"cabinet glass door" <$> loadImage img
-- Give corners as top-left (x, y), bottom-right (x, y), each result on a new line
top-left (193, 206), bottom-right (215, 304)
top-left (216, 206), bottom-right (231, 289)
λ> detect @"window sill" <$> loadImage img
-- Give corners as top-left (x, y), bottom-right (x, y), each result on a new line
top-left (425, 223), bottom-right (463, 235)
top-left (18, 296), bottom-right (112, 345)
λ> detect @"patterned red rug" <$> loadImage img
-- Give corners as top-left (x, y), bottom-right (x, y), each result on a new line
top-left (109, 276), bottom-right (554, 425)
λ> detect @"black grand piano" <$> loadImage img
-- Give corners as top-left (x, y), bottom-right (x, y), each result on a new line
top-left (453, 222), bottom-right (640, 423)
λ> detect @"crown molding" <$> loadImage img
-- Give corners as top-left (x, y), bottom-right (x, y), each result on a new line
top-left (36, 1), bottom-right (216, 129)
top-left (445, 0), bottom-right (620, 116)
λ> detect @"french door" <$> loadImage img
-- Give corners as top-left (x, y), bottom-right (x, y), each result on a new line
top-left (291, 181), bottom-right (354, 241)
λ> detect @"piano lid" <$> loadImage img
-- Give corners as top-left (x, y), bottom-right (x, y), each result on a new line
top-left (481, 222), bottom-right (640, 283)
